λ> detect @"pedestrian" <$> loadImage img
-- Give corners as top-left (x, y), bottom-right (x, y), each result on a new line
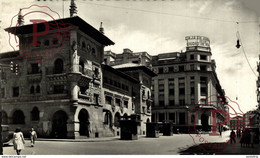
top-left (30, 128), bottom-right (37, 147)
top-left (250, 131), bottom-right (254, 148)
top-left (13, 128), bottom-right (25, 155)
top-left (230, 130), bottom-right (236, 144)
top-left (240, 131), bottom-right (245, 147)
top-left (245, 130), bottom-right (250, 147)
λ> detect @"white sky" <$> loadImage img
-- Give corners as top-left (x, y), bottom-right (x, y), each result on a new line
top-left (0, 0), bottom-right (259, 114)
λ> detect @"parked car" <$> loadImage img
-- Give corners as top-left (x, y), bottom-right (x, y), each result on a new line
top-left (1, 125), bottom-right (13, 145)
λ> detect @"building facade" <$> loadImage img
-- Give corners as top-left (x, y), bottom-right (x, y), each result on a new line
top-left (151, 36), bottom-right (228, 132)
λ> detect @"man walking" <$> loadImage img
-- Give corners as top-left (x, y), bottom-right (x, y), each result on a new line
top-left (230, 130), bottom-right (236, 144)
top-left (30, 128), bottom-right (37, 147)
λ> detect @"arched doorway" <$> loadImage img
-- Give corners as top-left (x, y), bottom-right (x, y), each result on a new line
top-left (31, 107), bottom-right (40, 121)
top-left (54, 59), bottom-right (63, 74)
top-left (78, 109), bottom-right (89, 137)
top-left (104, 111), bottom-right (112, 127)
top-left (52, 110), bottom-right (68, 138)
top-left (1, 111), bottom-right (8, 124)
top-left (201, 113), bottom-right (209, 131)
top-left (13, 110), bottom-right (25, 124)
top-left (114, 112), bottom-right (121, 127)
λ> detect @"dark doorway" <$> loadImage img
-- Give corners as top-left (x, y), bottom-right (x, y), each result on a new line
top-left (13, 110), bottom-right (25, 124)
top-left (52, 110), bottom-right (68, 138)
top-left (54, 59), bottom-right (63, 74)
top-left (78, 109), bottom-right (89, 137)
top-left (201, 113), bottom-right (209, 131)
top-left (179, 112), bottom-right (186, 125)
top-left (2, 111), bottom-right (8, 124)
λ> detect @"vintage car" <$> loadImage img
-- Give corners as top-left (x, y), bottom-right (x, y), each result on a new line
top-left (1, 125), bottom-right (13, 145)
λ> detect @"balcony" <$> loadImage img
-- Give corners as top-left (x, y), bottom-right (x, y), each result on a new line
top-left (27, 73), bottom-right (42, 82)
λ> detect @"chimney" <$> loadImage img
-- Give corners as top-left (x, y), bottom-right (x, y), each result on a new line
top-left (99, 22), bottom-right (104, 34)
top-left (17, 9), bottom-right (24, 26)
top-left (70, 0), bottom-right (77, 17)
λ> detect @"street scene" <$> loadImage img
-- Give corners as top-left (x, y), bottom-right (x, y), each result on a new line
top-left (0, 0), bottom-right (260, 156)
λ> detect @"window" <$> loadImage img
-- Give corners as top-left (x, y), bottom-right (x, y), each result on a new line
top-left (124, 100), bottom-right (128, 108)
top-left (30, 86), bottom-right (34, 94)
top-left (82, 42), bottom-right (86, 49)
top-left (200, 65), bottom-right (207, 71)
top-left (169, 89), bottom-right (175, 95)
top-left (191, 115), bottom-right (195, 123)
top-left (132, 60), bottom-right (138, 64)
top-left (31, 63), bottom-right (39, 74)
top-left (13, 87), bottom-right (19, 97)
top-left (0, 88), bottom-right (5, 98)
top-left (114, 113), bottom-right (121, 127)
top-left (36, 85), bottom-right (40, 93)
top-left (200, 77), bottom-right (207, 84)
top-left (179, 99), bottom-right (185, 106)
top-left (179, 88), bottom-right (185, 95)
top-left (158, 113), bottom-right (165, 122)
top-left (36, 41), bottom-right (41, 47)
top-left (159, 79), bottom-right (164, 92)
top-left (104, 112), bottom-right (112, 126)
top-left (80, 86), bottom-right (87, 94)
top-left (168, 67), bottom-right (174, 72)
top-left (191, 87), bottom-right (195, 95)
top-left (158, 68), bottom-right (164, 74)
top-left (190, 54), bottom-right (194, 60)
top-left (54, 59), bottom-right (63, 74)
top-left (31, 107), bottom-right (40, 121)
top-left (79, 61), bottom-right (84, 74)
top-left (200, 55), bottom-right (207, 60)
top-left (201, 87), bottom-right (207, 96)
top-left (190, 64), bottom-right (194, 71)
top-left (92, 48), bottom-right (96, 56)
top-left (53, 38), bottom-right (58, 45)
top-left (105, 96), bottom-right (112, 105)
top-left (44, 40), bottom-right (50, 46)
top-left (169, 113), bottom-right (176, 122)
top-left (115, 98), bottom-right (121, 106)
top-left (94, 94), bottom-right (99, 105)
top-left (179, 65), bottom-right (185, 71)
top-left (169, 100), bottom-right (175, 106)
top-left (53, 85), bottom-right (64, 94)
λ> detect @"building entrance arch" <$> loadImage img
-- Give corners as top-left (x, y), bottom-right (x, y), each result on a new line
top-left (201, 113), bottom-right (209, 131)
top-left (78, 109), bottom-right (89, 137)
top-left (52, 110), bottom-right (68, 138)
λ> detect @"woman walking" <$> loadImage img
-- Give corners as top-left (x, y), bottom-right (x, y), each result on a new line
top-left (13, 128), bottom-right (25, 155)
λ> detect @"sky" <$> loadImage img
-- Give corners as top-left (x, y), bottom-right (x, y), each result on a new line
top-left (0, 0), bottom-right (259, 115)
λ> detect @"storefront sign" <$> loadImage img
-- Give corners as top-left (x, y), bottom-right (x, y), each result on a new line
top-left (185, 36), bottom-right (210, 47)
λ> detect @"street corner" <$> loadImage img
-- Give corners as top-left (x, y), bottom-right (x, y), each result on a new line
top-left (188, 95), bottom-right (245, 154)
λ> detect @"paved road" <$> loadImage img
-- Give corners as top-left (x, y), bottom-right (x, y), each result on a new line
top-left (3, 131), bottom-right (230, 155)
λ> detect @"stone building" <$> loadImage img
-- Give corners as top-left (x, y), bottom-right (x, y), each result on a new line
top-left (151, 36), bottom-right (228, 132)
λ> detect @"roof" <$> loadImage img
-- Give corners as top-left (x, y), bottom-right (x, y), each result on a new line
top-left (0, 51), bottom-right (20, 59)
top-left (113, 63), bottom-right (157, 77)
top-left (5, 16), bottom-right (114, 46)
top-left (102, 64), bottom-right (139, 84)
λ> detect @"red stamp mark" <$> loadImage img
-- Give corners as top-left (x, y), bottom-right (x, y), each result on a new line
top-left (7, 4), bottom-right (72, 63)
top-left (188, 95), bottom-right (251, 154)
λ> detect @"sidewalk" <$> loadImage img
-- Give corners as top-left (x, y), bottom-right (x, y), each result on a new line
top-left (179, 137), bottom-right (260, 155)
top-left (36, 136), bottom-right (121, 142)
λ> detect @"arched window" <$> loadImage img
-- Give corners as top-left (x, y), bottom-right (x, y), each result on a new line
top-left (1, 111), bottom-right (8, 124)
top-left (82, 42), bottom-right (86, 49)
top-left (36, 85), bottom-right (40, 93)
top-left (31, 107), bottom-right (40, 121)
top-left (92, 48), bottom-right (96, 56)
top-left (104, 111), bottom-right (112, 126)
top-left (44, 40), bottom-right (50, 46)
top-left (54, 59), bottom-right (63, 74)
top-left (13, 110), bottom-right (25, 124)
top-left (79, 60), bottom-right (84, 74)
top-left (30, 86), bottom-right (34, 94)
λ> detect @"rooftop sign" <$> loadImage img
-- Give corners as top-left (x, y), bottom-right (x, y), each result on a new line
top-left (185, 36), bottom-right (210, 47)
